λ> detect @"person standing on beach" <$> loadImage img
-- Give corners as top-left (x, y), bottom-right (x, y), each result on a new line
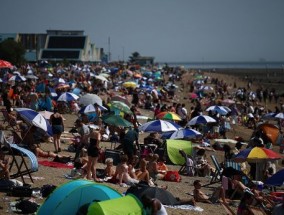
top-left (122, 127), bottom-right (139, 164)
top-left (86, 126), bottom-right (102, 182)
top-left (50, 108), bottom-right (64, 153)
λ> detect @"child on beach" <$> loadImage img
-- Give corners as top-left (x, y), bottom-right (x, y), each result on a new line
top-left (104, 158), bottom-right (115, 178)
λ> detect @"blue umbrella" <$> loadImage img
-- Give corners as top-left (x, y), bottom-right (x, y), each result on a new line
top-left (187, 115), bottom-right (216, 126)
top-left (14, 108), bottom-right (52, 136)
top-left (139, 120), bottom-right (181, 133)
top-left (57, 92), bottom-right (79, 102)
top-left (72, 88), bottom-right (81, 96)
top-left (265, 169), bottom-right (284, 187)
top-left (161, 128), bottom-right (202, 139)
top-left (79, 104), bottom-right (107, 114)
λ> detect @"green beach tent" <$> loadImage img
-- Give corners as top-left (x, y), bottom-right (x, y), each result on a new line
top-left (166, 139), bottom-right (193, 165)
top-left (87, 194), bottom-right (145, 215)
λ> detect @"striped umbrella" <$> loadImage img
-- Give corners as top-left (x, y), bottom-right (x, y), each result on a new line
top-left (139, 120), bottom-right (181, 133)
top-left (57, 92), bottom-right (79, 102)
top-left (156, 112), bottom-right (181, 121)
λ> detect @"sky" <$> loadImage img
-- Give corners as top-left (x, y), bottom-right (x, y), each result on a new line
top-left (1, 0), bottom-right (284, 63)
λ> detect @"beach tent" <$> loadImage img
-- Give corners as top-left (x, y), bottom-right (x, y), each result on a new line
top-left (87, 194), bottom-right (144, 215)
top-left (166, 139), bottom-right (193, 165)
top-left (37, 179), bottom-right (122, 215)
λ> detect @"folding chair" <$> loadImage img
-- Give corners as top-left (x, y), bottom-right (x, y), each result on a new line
top-left (0, 108), bottom-right (21, 132)
top-left (178, 149), bottom-right (201, 176)
top-left (225, 160), bottom-right (242, 171)
top-left (220, 201), bottom-right (236, 215)
top-left (0, 131), bottom-right (38, 184)
top-left (203, 154), bottom-right (223, 187)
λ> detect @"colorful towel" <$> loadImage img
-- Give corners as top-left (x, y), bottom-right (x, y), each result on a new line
top-left (39, 160), bottom-right (74, 169)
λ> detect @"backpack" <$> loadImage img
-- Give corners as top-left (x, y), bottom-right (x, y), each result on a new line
top-left (164, 171), bottom-right (181, 182)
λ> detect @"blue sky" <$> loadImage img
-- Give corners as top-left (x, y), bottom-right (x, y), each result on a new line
top-left (1, 0), bottom-right (284, 62)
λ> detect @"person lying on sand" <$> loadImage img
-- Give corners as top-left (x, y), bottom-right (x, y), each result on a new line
top-left (193, 180), bottom-right (229, 204)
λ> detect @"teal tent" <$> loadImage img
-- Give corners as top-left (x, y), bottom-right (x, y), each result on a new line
top-left (166, 139), bottom-right (193, 165)
top-left (37, 179), bottom-right (122, 215)
top-left (88, 194), bottom-right (145, 215)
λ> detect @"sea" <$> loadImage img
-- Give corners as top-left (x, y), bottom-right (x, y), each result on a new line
top-left (163, 61), bottom-right (284, 70)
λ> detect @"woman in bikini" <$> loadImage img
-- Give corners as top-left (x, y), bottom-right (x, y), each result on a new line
top-left (50, 108), bottom-right (64, 153)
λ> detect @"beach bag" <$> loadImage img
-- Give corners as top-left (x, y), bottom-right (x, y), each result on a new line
top-left (41, 184), bottom-right (57, 197)
top-left (164, 171), bottom-right (181, 182)
top-left (15, 199), bottom-right (40, 214)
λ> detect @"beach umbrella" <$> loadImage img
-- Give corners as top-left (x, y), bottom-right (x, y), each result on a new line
top-left (199, 85), bottom-right (214, 91)
top-left (122, 81), bottom-right (137, 88)
top-left (9, 75), bottom-right (26, 82)
top-left (156, 112), bottom-right (181, 121)
top-left (39, 110), bottom-right (66, 121)
top-left (139, 120), bottom-right (181, 133)
top-left (0, 59), bottom-right (13, 69)
top-left (233, 147), bottom-right (282, 163)
top-left (111, 95), bottom-right (131, 106)
top-left (274, 112), bottom-right (284, 119)
top-left (79, 93), bottom-right (102, 106)
top-left (13, 71), bottom-right (21, 76)
top-left (162, 128), bottom-right (202, 140)
top-left (110, 101), bottom-right (132, 114)
top-left (126, 186), bottom-right (179, 205)
top-left (57, 92), bottom-right (79, 102)
top-left (221, 98), bottom-right (235, 106)
top-left (265, 169), bottom-right (284, 187)
top-left (25, 74), bottom-right (38, 80)
top-left (79, 104), bottom-right (107, 114)
top-left (188, 92), bottom-right (198, 99)
top-left (94, 75), bottom-right (109, 82)
top-left (206, 105), bottom-right (231, 115)
top-left (14, 108), bottom-right (52, 136)
top-left (102, 114), bottom-right (132, 127)
top-left (187, 115), bottom-right (216, 126)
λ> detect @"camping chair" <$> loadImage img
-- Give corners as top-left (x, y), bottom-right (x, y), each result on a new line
top-left (178, 149), bottom-right (201, 176)
top-left (0, 108), bottom-right (21, 132)
top-left (203, 154), bottom-right (223, 187)
top-left (0, 131), bottom-right (38, 184)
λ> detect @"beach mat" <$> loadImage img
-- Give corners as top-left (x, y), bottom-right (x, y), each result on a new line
top-left (39, 160), bottom-right (74, 169)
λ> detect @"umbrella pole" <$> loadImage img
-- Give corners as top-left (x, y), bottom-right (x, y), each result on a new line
top-left (18, 126), bottom-right (32, 145)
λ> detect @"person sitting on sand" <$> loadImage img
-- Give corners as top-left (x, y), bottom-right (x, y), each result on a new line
top-left (22, 126), bottom-right (71, 160)
top-left (193, 180), bottom-right (228, 204)
top-left (135, 158), bottom-right (152, 185)
top-left (114, 154), bottom-right (139, 186)
top-left (104, 158), bottom-right (115, 178)
top-left (141, 194), bottom-right (168, 215)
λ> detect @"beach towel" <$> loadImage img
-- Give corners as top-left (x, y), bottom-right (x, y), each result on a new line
top-left (164, 204), bottom-right (203, 212)
top-left (38, 160), bottom-right (74, 169)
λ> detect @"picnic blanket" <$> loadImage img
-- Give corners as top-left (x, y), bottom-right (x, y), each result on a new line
top-left (38, 160), bottom-right (74, 169)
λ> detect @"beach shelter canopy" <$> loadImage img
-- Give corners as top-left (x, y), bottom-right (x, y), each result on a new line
top-left (37, 179), bottom-right (122, 215)
top-left (166, 139), bottom-right (193, 165)
top-left (87, 194), bottom-right (144, 215)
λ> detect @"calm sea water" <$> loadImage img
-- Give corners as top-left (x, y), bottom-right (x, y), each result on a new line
top-left (164, 61), bottom-right (284, 69)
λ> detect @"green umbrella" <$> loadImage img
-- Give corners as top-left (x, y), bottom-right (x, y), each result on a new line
top-left (102, 115), bottom-right (133, 127)
top-left (110, 101), bottom-right (132, 114)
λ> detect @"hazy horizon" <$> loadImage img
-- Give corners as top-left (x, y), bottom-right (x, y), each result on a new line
top-left (1, 0), bottom-right (284, 63)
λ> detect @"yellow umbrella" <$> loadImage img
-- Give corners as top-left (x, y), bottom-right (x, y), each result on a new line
top-left (122, 81), bottom-right (137, 88)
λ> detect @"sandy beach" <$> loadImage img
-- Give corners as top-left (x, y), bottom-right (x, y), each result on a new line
top-left (0, 68), bottom-right (283, 215)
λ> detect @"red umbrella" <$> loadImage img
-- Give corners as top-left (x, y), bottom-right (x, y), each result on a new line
top-left (0, 59), bottom-right (13, 69)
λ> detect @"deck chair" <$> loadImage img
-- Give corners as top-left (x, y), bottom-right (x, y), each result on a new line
top-left (0, 108), bottom-right (21, 132)
top-left (0, 131), bottom-right (38, 184)
top-left (203, 154), bottom-right (223, 187)
top-left (178, 149), bottom-right (201, 176)
top-left (220, 202), bottom-right (236, 215)
top-left (247, 206), bottom-right (267, 215)
top-left (224, 160), bottom-right (241, 171)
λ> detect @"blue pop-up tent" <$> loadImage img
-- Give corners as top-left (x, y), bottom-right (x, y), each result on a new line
top-left (37, 179), bottom-right (122, 215)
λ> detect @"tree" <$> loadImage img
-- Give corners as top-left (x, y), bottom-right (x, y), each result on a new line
top-left (0, 39), bottom-right (26, 66)
top-left (129, 51), bottom-right (140, 63)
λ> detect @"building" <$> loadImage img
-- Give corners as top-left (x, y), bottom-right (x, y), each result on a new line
top-left (0, 30), bottom-right (103, 62)
top-left (132, 56), bottom-right (155, 66)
